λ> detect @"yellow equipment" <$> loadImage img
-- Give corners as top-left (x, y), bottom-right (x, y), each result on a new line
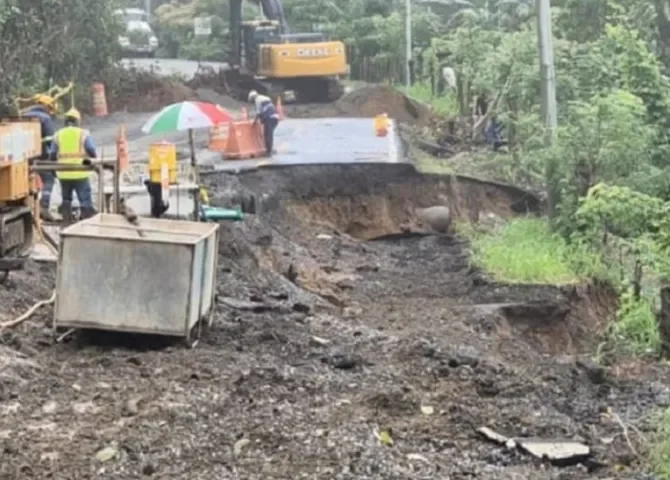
top-left (0, 119), bottom-right (42, 280)
top-left (148, 142), bottom-right (177, 184)
top-left (15, 82), bottom-right (74, 116)
top-left (226, 0), bottom-right (347, 102)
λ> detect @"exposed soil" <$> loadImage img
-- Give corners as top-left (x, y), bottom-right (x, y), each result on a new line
top-left (1, 163), bottom-right (667, 479)
top-left (285, 85), bottom-right (433, 125)
top-left (188, 76), bottom-right (435, 126)
top-left (79, 68), bottom-right (199, 115)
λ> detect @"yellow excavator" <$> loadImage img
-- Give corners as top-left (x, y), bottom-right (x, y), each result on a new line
top-left (225, 0), bottom-right (348, 102)
top-left (0, 83), bottom-right (73, 281)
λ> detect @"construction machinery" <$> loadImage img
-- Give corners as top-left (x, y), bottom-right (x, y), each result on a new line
top-left (226, 0), bottom-right (348, 103)
top-left (0, 83), bottom-right (125, 282)
top-left (0, 119), bottom-right (42, 281)
top-left (0, 84), bottom-right (77, 280)
top-left (15, 82), bottom-right (74, 116)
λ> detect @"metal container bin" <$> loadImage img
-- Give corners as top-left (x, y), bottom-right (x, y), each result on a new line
top-left (54, 213), bottom-right (219, 346)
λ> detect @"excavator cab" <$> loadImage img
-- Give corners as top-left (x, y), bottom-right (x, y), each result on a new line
top-left (228, 0), bottom-right (348, 102)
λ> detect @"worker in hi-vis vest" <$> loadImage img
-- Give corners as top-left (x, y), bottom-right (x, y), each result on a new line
top-left (50, 108), bottom-right (97, 221)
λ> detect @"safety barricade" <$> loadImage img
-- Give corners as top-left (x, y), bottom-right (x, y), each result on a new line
top-left (223, 121), bottom-right (266, 160)
top-left (208, 123), bottom-right (228, 152)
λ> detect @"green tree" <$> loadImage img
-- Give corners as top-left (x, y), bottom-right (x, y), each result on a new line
top-left (0, 0), bottom-right (122, 114)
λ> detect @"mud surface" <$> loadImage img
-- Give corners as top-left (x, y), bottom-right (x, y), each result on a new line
top-left (0, 164), bottom-right (667, 479)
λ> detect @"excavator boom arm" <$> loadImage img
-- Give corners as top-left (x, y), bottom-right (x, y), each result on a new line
top-left (229, 0), bottom-right (289, 66)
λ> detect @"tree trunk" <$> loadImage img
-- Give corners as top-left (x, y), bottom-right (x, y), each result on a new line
top-left (659, 285), bottom-right (670, 357)
top-left (654, 0), bottom-right (670, 69)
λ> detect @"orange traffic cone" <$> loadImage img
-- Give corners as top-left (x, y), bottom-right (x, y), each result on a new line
top-left (276, 97), bottom-right (285, 120)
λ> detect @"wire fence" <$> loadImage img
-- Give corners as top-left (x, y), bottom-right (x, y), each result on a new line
top-left (346, 52), bottom-right (435, 89)
top-left (348, 56), bottom-right (404, 84)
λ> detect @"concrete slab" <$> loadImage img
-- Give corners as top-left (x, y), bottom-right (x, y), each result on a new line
top-left (215, 118), bottom-right (402, 172)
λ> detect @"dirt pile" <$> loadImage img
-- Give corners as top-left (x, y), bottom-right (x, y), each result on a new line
top-left (334, 85), bottom-right (432, 124)
top-left (286, 84), bottom-right (433, 125)
top-left (107, 72), bottom-right (197, 113)
top-left (79, 68), bottom-right (198, 114)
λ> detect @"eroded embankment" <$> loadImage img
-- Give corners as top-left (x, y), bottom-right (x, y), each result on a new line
top-left (204, 163), bottom-right (615, 357)
top-left (2, 163), bottom-right (657, 479)
top-left (217, 163), bottom-right (542, 239)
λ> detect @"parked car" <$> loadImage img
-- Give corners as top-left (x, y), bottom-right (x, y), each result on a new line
top-left (115, 8), bottom-right (158, 58)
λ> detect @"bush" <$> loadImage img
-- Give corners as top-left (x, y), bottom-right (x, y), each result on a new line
top-left (605, 287), bottom-right (660, 356)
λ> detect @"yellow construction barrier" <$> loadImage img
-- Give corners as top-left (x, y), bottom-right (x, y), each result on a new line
top-left (149, 142), bottom-right (177, 184)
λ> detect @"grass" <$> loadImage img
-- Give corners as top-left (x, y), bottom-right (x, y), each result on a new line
top-left (461, 217), bottom-right (584, 284)
top-left (400, 82), bottom-right (459, 116)
top-left (609, 291), bottom-right (661, 356)
top-left (650, 409), bottom-right (670, 478)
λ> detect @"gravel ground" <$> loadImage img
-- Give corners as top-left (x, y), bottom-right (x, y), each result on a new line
top-left (0, 165), bottom-right (668, 479)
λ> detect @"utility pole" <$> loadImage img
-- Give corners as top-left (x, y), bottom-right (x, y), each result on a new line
top-left (536, 0), bottom-right (557, 139)
top-left (536, 0), bottom-right (559, 221)
top-left (145, 0), bottom-right (151, 21)
top-left (406, 0), bottom-right (412, 88)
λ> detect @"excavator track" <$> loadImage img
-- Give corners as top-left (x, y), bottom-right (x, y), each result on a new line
top-left (0, 205), bottom-right (33, 279)
top-left (223, 69), bottom-right (344, 104)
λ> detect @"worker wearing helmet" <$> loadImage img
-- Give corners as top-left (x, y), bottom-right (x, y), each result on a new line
top-left (23, 95), bottom-right (57, 221)
top-left (248, 90), bottom-right (280, 156)
top-left (49, 108), bottom-right (97, 221)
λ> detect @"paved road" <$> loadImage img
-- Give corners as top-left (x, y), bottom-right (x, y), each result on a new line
top-left (43, 61), bottom-right (402, 226)
top-left (44, 117), bottom-right (401, 216)
top-left (120, 58), bottom-right (228, 79)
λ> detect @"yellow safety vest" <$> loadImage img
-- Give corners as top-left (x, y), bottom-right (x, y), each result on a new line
top-left (54, 126), bottom-right (91, 180)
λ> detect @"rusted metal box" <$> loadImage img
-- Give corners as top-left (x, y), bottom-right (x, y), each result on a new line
top-left (54, 213), bottom-right (219, 344)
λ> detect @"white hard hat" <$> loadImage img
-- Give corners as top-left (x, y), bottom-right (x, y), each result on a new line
top-left (248, 90), bottom-right (258, 102)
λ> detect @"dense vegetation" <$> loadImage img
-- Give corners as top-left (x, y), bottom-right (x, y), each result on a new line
top-left (0, 0), bottom-right (123, 114)
top-left (409, 0), bottom-right (670, 362)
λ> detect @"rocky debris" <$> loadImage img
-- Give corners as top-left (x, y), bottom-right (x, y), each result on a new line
top-left (415, 205), bottom-right (452, 234)
top-left (517, 438), bottom-right (591, 466)
top-left (219, 296), bottom-right (283, 313)
top-left (477, 426), bottom-right (509, 445)
top-left (576, 359), bottom-right (608, 385)
top-left (477, 427), bottom-right (591, 467)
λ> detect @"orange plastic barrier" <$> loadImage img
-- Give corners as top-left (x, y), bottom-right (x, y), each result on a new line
top-left (117, 125), bottom-right (129, 170)
top-left (208, 123), bottom-right (228, 152)
top-left (91, 83), bottom-right (108, 117)
top-left (223, 121), bottom-right (266, 159)
top-left (276, 97), bottom-right (285, 120)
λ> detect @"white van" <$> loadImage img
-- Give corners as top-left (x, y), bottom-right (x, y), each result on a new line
top-left (115, 8), bottom-right (159, 58)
